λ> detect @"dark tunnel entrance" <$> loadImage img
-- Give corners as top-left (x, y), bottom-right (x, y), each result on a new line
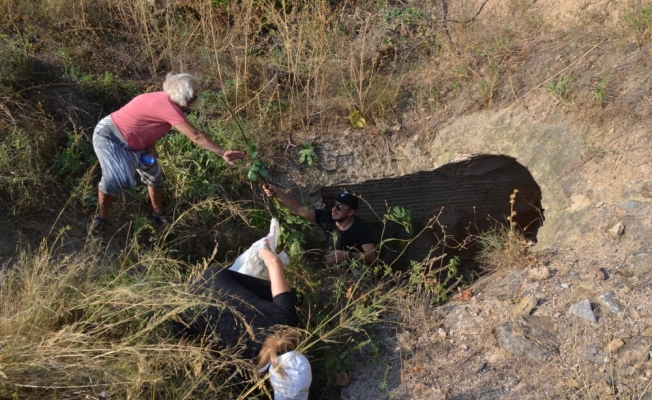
top-left (320, 155), bottom-right (544, 268)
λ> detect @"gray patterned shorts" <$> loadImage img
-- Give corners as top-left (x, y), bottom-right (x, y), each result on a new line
top-left (92, 115), bottom-right (164, 196)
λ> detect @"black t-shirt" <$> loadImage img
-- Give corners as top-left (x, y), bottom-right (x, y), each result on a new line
top-left (314, 209), bottom-right (374, 252)
top-left (177, 267), bottom-right (299, 360)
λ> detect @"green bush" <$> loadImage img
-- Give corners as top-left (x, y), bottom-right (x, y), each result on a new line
top-left (0, 128), bottom-right (50, 214)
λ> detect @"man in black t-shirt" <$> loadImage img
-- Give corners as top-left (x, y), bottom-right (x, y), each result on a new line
top-left (263, 184), bottom-right (376, 265)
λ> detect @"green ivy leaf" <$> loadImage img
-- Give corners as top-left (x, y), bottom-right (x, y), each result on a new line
top-left (247, 142), bottom-right (258, 159)
top-left (247, 170), bottom-right (258, 181)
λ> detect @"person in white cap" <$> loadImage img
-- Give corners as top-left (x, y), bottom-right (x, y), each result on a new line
top-left (257, 331), bottom-right (312, 400)
top-left (176, 247), bottom-right (312, 397)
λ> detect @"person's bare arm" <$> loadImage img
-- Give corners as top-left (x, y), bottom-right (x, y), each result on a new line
top-left (174, 121), bottom-right (245, 164)
top-left (259, 247), bottom-right (291, 297)
top-left (263, 184), bottom-right (316, 223)
top-left (359, 243), bottom-right (377, 264)
top-left (324, 243), bottom-right (377, 265)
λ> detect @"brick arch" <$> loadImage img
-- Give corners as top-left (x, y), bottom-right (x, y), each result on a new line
top-left (320, 155), bottom-right (543, 265)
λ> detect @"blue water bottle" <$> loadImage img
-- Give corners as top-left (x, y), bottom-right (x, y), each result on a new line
top-left (140, 153), bottom-right (156, 166)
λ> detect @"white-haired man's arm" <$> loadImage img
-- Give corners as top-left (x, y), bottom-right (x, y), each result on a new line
top-left (174, 121), bottom-right (245, 164)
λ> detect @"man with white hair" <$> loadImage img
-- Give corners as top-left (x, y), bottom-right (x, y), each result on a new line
top-left (91, 73), bottom-right (245, 235)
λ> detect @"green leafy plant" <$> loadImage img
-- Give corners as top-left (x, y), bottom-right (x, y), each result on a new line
top-left (593, 76), bottom-right (609, 105)
top-left (409, 255), bottom-right (463, 304)
top-left (273, 200), bottom-right (312, 258)
top-left (54, 131), bottom-right (96, 187)
top-left (385, 206), bottom-right (413, 236)
top-left (626, 2), bottom-right (652, 45)
top-left (298, 143), bottom-right (318, 167)
top-left (246, 142), bottom-right (269, 182)
top-left (548, 76), bottom-right (574, 105)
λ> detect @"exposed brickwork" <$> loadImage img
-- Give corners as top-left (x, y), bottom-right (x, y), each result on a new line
top-left (321, 156), bottom-right (543, 264)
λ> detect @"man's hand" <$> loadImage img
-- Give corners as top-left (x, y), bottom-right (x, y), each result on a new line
top-left (222, 150), bottom-right (245, 165)
top-left (325, 250), bottom-right (349, 264)
top-left (263, 184), bottom-right (278, 197)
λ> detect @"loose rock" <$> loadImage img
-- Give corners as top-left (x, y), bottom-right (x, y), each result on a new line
top-left (529, 265), bottom-right (551, 281)
top-left (640, 326), bottom-right (652, 337)
top-left (561, 283), bottom-right (570, 289)
top-left (609, 222), bottom-right (625, 238)
top-left (607, 338), bottom-right (625, 353)
top-left (591, 266), bottom-right (606, 280)
top-left (513, 295), bottom-right (538, 316)
top-left (619, 343), bottom-right (650, 368)
top-left (495, 316), bottom-right (559, 362)
top-left (569, 299), bottom-right (596, 323)
top-left (586, 346), bottom-right (607, 364)
top-left (599, 291), bottom-right (624, 318)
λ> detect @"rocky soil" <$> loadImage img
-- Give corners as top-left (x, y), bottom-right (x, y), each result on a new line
top-left (339, 234), bottom-right (652, 399)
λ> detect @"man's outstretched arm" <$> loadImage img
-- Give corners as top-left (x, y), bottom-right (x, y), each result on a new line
top-left (263, 184), bottom-right (316, 223)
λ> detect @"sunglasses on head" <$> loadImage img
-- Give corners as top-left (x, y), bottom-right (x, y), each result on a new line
top-left (332, 203), bottom-right (351, 212)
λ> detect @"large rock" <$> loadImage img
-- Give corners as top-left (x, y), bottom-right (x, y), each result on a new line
top-left (495, 315), bottom-right (559, 362)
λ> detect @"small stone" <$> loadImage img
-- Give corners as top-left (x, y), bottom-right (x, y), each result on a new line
top-left (641, 326), bottom-right (652, 337)
top-left (596, 201), bottom-right (604, 208)
top-left (607, 338), bottom-right (625, 353)
top-left (587, 346), bottom-right (607, 363)
top-left (599, 380), bottom-right (613, 395)
top-left (460, 344), bottom-right (468, 351)
top-left (619, 344), bottom-right (650, 368)
top-left (599, 291), bottom-right (624, 318)
top-left (561, 283), bottom-right (570, 289)
top-left (567, 378), bottom-right (580, 388)
top-left (629, 308), bottom-right (640, 319)
top-left (437, 328), bottom-right (447, 338)
top-left (609, 222), bottom-right (625, 238)
top-left (568, 271), bottom-right (582, 282)
top-left (335, 371), bottom-right (351, 387)
top-left (591, 266), bottom-right (606, 280)
top-left (513, 295), bottom-right (538, 316)
top-left (569, 299), bottom-right (597, 323)
top-left (529, 265), bottom-right (551, 280)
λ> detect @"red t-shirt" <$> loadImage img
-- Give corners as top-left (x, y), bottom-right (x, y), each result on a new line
top-left (111, 92), bottom-right (188, 150)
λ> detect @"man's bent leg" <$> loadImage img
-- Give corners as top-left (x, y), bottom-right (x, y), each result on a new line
top-left (98, 189), bottom-right (114, 220)
top-left (148, 186), bottom-right (164, 216)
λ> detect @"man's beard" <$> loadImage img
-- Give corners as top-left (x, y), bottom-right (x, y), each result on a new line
top-left (332, 213), bottom-right (349, 222)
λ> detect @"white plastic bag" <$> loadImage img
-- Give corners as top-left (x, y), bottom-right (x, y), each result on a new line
top-left (229, 218), bottom-right (290, 280)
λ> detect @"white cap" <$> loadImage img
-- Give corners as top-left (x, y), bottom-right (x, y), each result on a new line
top-left (259, 351), bottom-right (311, 400)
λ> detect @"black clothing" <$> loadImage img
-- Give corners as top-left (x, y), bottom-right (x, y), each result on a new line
top-left (313, 209), bottom-right (374, 252)
top-left (177, 267), bottom-right (299, 360)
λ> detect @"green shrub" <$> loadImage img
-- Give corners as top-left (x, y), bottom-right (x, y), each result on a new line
top-left (0, 128), bottom-right (50, 214)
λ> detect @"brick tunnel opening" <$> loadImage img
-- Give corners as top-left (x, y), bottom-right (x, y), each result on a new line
top-left (320, 155), bottom-right (544, 269)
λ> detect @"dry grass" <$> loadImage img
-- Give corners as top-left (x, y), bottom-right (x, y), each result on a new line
top-left (0, 211), bottom-right (412, 398)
